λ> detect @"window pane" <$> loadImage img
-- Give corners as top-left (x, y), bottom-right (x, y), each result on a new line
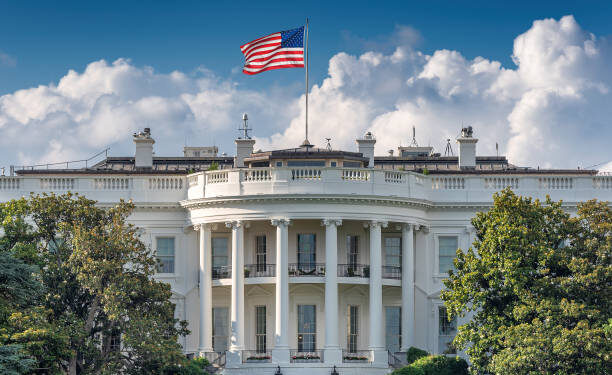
top-left (385, 237), bottom-right (401, 267)
top-left (212, 237), bottom-right (229, 267)
top-left (298, 305), bottom-right (316, 351)
top-left (438, 307), bottom-right (457, 354)
top-left (346, 236), bottom-right (359, 266)
top-left (213, 307), bottom-right (229, 352)
top-left (256, 236), bottom-right (267, 269)
top-left (385, 306), bottom-right (401, 352)
top-left (255, 306), bottom-right (266, 353)
top-left (347, 305), bottom-right (359, 352)
top-left (297, 234), bottom-right (316, 266)
top-left (157, 238), bottom-right (175, 273)
top-left (439, 236), bottom-right (458, 273)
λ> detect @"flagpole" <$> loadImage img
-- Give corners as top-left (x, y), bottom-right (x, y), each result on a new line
top-left (303, 18), bottom-right (310, 147)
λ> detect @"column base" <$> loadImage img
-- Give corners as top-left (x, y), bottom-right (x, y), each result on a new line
top-left (370, 349), bottom-right (389, 366)
top-left (324, 347), bottom-right (343, 364)
top-left (272, 347), bottom-right (290, 364)
top-left (226, 350), bottom-right (242, 367)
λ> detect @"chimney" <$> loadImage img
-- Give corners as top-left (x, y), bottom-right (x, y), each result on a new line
top-left (356, 131), bottom-right (376, 168)
top-left (133, 128), bottom-right (155, 168)
top-left (457, 126), bottom-right (478, 169)
top-left (234, 139), bottom-right (255, 168)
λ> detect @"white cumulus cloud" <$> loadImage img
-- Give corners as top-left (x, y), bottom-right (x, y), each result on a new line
top-left (0, 15), bottom-right (610, 171)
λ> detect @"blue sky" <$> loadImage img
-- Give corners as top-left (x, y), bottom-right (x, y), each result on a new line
top-left (0, 1), bottom-right (611, 169)
top-left (2, 0), bottom-right (611, 95)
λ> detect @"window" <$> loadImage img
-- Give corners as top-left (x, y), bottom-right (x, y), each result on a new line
top-left (107, 329), bottom-right (121, 352)
top-left (213, 307), bottom-right (229, 352)
top-left (255, 306), bottom-right (266, 353)
top-left (346, 235), bottom-right (359, 267)
top-left (212, 237), bottom-right (229, 267)
top-left (347, 305), bottom-right (359, 352)
top-left (276, 161), bottom-right (283, 167)
top-left (385, 306), bottom-right (401, 353)
top-left (256, 235), bottom-right (266, 272)
top-left (384, 237), bottom-right (401, 267)
top-left (297, 234), bottom-right (316, 267)
top-left (438, 307), bottom-right (457, 354)
top-left (330, 161), bottom-right (337, 167)
top-left (287, 160), bottom-right (325, 167)
top-left (438, 236), bottom-right (458, 274)
top-left (297, 305), bottom-right (316, 352)
top-left (343, 161), bottom-right (361, 168)
top-left (156, 237), bottom-right (175, 273)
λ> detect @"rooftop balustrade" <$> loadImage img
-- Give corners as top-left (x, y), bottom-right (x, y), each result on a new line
top-left (1, 168), bottom-right (611, 205)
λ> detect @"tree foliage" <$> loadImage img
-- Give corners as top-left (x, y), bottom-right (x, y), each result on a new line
top-left (0, 193), bottom-right (189, 374)
top-left (441, 189), bottom-right (612, 374)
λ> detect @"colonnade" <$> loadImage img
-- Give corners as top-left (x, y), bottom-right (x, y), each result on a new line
top-left (196, 219), bottom-right (417, 366)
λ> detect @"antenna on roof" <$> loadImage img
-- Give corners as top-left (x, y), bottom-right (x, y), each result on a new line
top-left (496, 142), bottom-right (499, 157)
top-left (325, 138), bottom-right (332, 151)
top-left (409, 125), bottom-right (419, 147)
top-left (444, 138), bottom-right (454, 156)
top-left (238, 113), bottom-right (252, 139)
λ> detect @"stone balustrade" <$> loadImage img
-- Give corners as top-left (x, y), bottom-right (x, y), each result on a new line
top-left (1, 168), bottom-right (611, 204)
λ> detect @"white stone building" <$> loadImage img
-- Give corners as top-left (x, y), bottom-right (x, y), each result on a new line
top-left (1, 126), bottom-right (610, 375)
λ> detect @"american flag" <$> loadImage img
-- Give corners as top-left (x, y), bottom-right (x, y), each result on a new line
top-left (240, 26), bottom-right (305, 75)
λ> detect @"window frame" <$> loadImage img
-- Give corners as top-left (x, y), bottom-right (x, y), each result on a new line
top-left (297, 234), bottom-right (316, 267)
top-left (347, 305), bottom-right (359, 352)
top-left (212, 306), bottom-right (229, 352)
top-left (434, 233), bottom-right (462, 276)
top-left (436, 305), bottom-right (457, 355)
top-left (385, 305), bottom-right (402, 353)
top-left (346, 235), bottom-right (359, 267)
top-left (255, 305), bottom-right (267, 353)
top-left (297, 304), bottom-right (317, 352)
top-left (212, 236), bottom-right (230, 268)
top-left (156, 237), bottom-right (175, 274)
top-left (383, 235), bottom-right (402, 267)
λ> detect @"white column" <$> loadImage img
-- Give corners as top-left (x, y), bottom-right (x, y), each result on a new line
top-left (198, 223), bottom-right (213, 353)
top-left (226, 221), bottom-right (245, 353)
top-left (271, 219), bottom-right (290, 364)
top-left (368, 220), bottom-right (387, 364)
top-left (323, 219), bottom-right (342, 364)
top-left (401, 223), bottom-right (415, 351)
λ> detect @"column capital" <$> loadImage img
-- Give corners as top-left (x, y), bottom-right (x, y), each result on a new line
top-left (415, 224), bottom-right (429, 233)
top-left (464, 225), bottom-right (475, 235)
top-left (270, 218), bottom-right (291, 227)
top-left (193, 223), bottom-right (212, 231)
top-left (363, 220), bottom-right (388, 229)
top-left (225, 220), bottom-right (244, 229)
top-left (321, 218), bottom-right (342, 227)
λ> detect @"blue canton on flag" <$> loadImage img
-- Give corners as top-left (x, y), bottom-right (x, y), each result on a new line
top-left (241, 26), bottom-right (305, 75)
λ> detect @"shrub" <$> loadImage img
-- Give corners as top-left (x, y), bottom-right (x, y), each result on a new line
top-left (163, 357), bottom-right (209, 375)
top-left (391, 366), bottom-right (425, 375)
top-left (406, 346), bottom-right (429, 364)
top-left (411, 355), bottom-right (468, 375)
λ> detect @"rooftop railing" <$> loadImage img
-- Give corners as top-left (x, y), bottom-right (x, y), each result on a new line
top-left (1, 167), bottom-right (611, 205)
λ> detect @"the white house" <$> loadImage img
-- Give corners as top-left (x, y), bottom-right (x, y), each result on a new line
top-left (1, 125), bottom-right (610, 375)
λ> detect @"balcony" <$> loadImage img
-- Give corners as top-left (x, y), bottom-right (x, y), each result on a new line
top-left (338, 264), bottom-right (369, 278)
top-left (184, 168), bottom-right (612, 205)
top-left (244, 264), bottom-right (275, 278)
top-left (382, 266), bottom-right (402, 280)
top-left (288, 263), bottom-right (326, 277)
top-left (290, 350), bottom-right (324, 363)
top-left (212, 265), bottom-right (231, 280)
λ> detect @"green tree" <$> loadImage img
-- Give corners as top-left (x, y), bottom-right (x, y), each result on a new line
top-left (0, 193), bottom-right (189, 374)
top-left (441, 189), bottom-right (612, 374)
